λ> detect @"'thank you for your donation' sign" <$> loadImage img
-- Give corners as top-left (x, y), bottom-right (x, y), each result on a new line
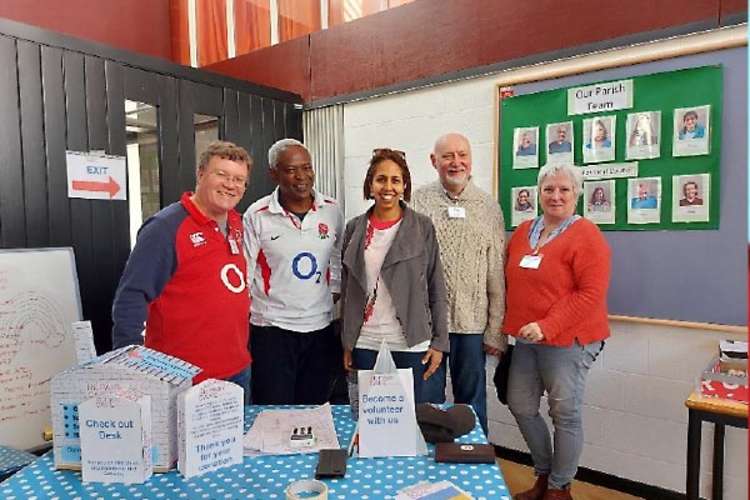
top-left (567, 79), bottom-right (633, 115)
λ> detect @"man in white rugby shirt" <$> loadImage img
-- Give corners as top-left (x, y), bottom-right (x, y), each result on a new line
top-left (243, 138), bottom-right (344, 404)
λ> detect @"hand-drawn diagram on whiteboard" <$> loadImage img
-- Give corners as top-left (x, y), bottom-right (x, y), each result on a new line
top-left (0, 248), bottom-right (81, 450)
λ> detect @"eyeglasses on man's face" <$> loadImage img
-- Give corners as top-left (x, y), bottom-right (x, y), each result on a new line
top-left (210, 169), bottom-right (248, 188)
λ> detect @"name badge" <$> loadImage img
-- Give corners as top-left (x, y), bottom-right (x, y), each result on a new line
top-left (229, 238), bottom-right (240, 255)
top-left (520, 254), bottom-right (542, 269)
top-left (447, 206), bottom-right (466, 218)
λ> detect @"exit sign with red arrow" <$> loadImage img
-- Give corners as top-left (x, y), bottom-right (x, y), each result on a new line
top-left (66, 151), bottom-right (127, 201)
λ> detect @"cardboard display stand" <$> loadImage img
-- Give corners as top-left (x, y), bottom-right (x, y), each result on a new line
top-left (51, 345), bottom-right (200, 472)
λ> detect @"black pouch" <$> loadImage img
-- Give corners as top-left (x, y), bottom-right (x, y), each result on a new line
top-left (315, 448), bottom-right (348, 479)
top-left (435, 442), bottom-right (496, 463)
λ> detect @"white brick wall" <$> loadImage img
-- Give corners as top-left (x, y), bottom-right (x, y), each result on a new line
top-left (335, 36), bottom-right (747, 499)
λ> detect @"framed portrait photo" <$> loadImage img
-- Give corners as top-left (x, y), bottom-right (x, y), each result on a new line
top-left (673, 105), bottom-right (710, 157)
top-left (510, 186), bottom-right (538, 227)
top-left (512, 127), bottom-right (539, 169)
top-left (545, 121), bottom-right (574, 166)
top-left (625, 111), bottom-right (661, 160)
top-left (583, 180), bottom-right (616, 225)
top-left (672, 173), bottom-right (710, 223)
top-left (627, 177), bottom-right (661, 224)
top-left (582, 115), bottom-right (616, 164)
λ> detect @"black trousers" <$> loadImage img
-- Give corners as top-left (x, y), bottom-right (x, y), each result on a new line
top-left (250, 323), bottom-right (339, 405)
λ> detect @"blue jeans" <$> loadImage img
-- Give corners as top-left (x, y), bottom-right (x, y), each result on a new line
top-left (351, 348), bottom-right (429, 404)
top-left (422, 333), bottom-right (487, 434)
top-left (225, 364), bottom-right (252, 405)
top-left (507, 340), bottom-right (604, 490)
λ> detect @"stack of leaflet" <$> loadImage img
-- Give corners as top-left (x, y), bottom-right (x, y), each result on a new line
top-left (700, 340), bottom-right (748, 403)
top-left (720, 340), bottom-right (748, 366)
top-left (242, 404), bottom-right (340, 456)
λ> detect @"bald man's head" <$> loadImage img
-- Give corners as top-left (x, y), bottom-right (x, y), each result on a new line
top-left (430, 133), bottom-right (472, 195)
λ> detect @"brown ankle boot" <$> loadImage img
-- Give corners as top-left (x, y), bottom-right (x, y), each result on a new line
top-left (542, 486), bottom-right (573, 500)
top-left (513, 473), bottom-right (549, 500)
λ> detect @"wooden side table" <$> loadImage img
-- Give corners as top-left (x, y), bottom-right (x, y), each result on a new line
top-left (685, 392), bottom-right (747, 500)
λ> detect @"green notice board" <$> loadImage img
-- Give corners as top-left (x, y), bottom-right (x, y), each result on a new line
top-left (499, 65), bottom-right (722, 231)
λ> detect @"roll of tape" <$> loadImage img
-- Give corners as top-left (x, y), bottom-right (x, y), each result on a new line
top-left (285, 479), bottom-right (328, 500)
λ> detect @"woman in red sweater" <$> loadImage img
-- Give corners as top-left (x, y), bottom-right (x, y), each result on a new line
top-left (503, 164), bottom-right (610, 500)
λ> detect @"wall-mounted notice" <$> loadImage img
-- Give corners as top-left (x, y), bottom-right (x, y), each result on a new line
top-left (567, 79), bottom-right (633, 115)
top-left (177, 379), bottom-right (243, 478)
top-left (0, 248), bottom-right (81, 451)
top-left (66, 150), bottom-right (127, 200)
top-left (79, 392), bottom-right (152, 484)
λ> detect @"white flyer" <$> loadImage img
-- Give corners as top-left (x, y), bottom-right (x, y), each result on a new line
top-left (243, 403), bottom-right (340, 456)
top-left (178, 379), bottom-right (244, 478)
top-left (357, 341), bottom-right (426, 458)
top-left (79, 391), bottom-right (152, 484)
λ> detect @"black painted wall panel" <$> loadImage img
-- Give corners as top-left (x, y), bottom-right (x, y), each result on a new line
top-left (0, 37), bottom-right (25, 248)
top-left (190, 81), bottom-right (224, 116)
top-left (273, 100), bottom-right (286, 143)
top-left (178, 80), bottom-right (198, 193)
top-left (123, 66), bottom-right (159, 105)
top-left (223, 88), bottom-right (239, 144)
top-left (84, 55), bottom-right (116, 354)
top-left (18, 40), bottom-right (48, 248)
top-left (245, 96), bottom-right (277, 204)
top-left (104, 60), bottom-right (130, 351)
top-left (237, 92), bottom-right (252, 153)
top-left (63, 51), bottom-right (96, 337)
top-left (158, 75), bottom-right (180, 205)
top-left (40, 45), bottom-right (70, 246)
top-left (85, 56), bottom-right (106, 151)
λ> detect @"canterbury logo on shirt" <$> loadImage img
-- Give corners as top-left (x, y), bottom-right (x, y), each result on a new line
top-left (189, 231), bottom-right (207, 247)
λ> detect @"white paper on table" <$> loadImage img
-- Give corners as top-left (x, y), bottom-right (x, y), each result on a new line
top-left (242, 403), bottom-right (340, 456)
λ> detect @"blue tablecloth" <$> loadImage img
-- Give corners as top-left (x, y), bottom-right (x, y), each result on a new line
top-left (0, 446), bottom-right (36, 478)
top-left (1, 405), bottom-right (510, 499)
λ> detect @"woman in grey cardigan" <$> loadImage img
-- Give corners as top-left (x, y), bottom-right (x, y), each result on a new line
top-left (340, 148), bottom-right (449, 403)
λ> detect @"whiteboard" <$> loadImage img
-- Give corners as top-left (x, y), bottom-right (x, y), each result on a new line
top-left (0, 248), bottom-right (81, 451)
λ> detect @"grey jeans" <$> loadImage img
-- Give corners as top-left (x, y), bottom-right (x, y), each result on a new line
top-left (507, 339), bottom-right (604, 489)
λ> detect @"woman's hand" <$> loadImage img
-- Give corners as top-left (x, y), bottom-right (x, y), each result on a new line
top-left (484, 344), bottom-right (503, 357)
top-left (343, 349), bottom-right (353, 372)
top-left (421, 348), bottom-right (443, 380)
top-left (518, 322), bottom-right (544, 343)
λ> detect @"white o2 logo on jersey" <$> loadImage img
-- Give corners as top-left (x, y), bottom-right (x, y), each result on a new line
top-left (220, 263), bottom-right (246, 293)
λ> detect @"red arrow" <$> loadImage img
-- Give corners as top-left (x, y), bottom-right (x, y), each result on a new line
top-left (71, 176), bottom-right (121, 199)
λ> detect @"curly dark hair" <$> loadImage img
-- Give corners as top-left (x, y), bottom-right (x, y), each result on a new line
top-left (363, 148), bottom-right (412, 202)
